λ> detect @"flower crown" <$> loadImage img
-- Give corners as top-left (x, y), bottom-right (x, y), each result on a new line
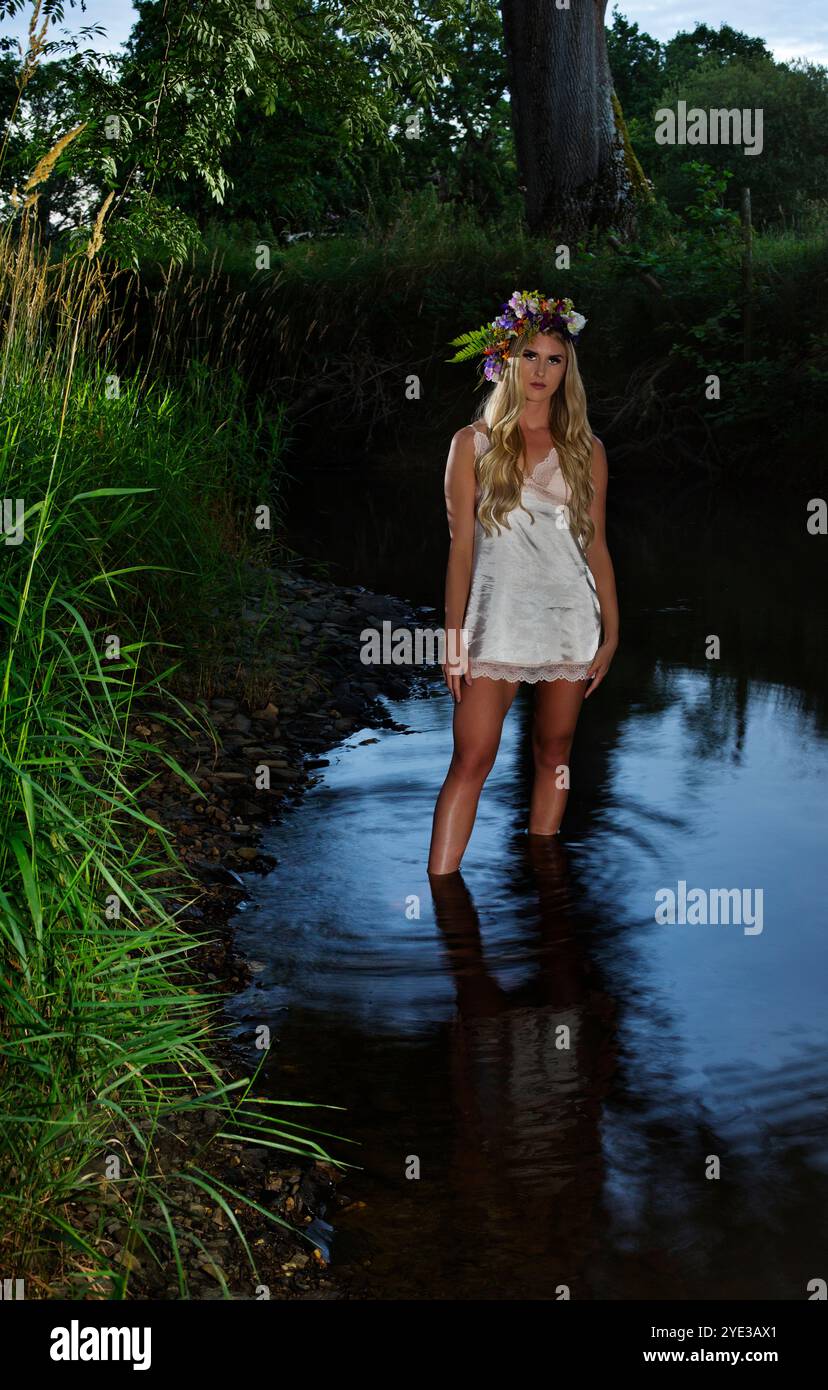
top-left (447, 289), bottom-right (587, 382)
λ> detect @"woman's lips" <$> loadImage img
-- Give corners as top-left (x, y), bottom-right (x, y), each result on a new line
top-left (530, 381), bottom-right (546, 389)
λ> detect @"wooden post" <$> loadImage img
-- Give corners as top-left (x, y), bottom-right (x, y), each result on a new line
top-left (741, 187), bottom-right (753, 363)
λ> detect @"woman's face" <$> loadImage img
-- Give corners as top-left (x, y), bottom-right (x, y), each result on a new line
top-left (518, 332), bottom-right (567, 402)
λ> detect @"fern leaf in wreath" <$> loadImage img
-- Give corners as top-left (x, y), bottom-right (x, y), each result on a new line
top-left (446, 324), bottom-right (495, 363)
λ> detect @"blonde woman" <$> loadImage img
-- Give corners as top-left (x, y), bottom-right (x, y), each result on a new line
top-left (428, 291), bottom-right (619, 875)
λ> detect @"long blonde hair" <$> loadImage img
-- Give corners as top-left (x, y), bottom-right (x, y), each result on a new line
top-left (472, 329), bottom-right (595, 550)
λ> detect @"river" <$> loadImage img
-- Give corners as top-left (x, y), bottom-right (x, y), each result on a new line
top-left (226, 451), bottom-right (828, 1299)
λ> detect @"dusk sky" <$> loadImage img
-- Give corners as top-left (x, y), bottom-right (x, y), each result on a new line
top-left (1, 0), bottom-right (825, 66)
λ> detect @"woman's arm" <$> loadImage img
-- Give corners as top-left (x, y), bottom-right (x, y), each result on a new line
top-left (584, 435), bottom-right (619, 697)
top-left (442, 426), bottom-right (478, 700)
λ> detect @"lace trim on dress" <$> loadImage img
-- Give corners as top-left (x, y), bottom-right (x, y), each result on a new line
top-left (470, 423), bottom-right (489, 454)
top-left (470, 425), bottom-right (566, 497)
top-left (522, 473), bottom-right (568, 507)
top-left (470, 658), bottom-right (592, 684)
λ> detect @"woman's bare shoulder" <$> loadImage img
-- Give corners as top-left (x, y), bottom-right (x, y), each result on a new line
top-left (445, 426), bottom-right (480, 493)
top-left (451, 422), bottom-right (488, 450)
top-left (447, 424), bottom-right (479, 458)
top-left (452, 421), bottom-right (486, 441)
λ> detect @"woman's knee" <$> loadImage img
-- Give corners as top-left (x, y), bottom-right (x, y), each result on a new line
top-left (450, 746), bottom-right (498, 784)
top-left (532, 730), bottom-right (574, 771)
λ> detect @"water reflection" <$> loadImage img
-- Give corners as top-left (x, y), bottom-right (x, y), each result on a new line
top-left (425, 843), bottom-right (617, 1298)
top-left (227, 662), bottom-right (828, 1299)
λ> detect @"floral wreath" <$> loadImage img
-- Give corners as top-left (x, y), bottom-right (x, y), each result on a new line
top-left (447, 289), bottom-right (587, 382)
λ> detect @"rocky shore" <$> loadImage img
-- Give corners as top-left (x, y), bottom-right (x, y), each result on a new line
top-left (104, 563), bottom-right (433, 1301)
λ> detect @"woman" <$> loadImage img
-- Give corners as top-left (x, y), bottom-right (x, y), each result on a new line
top-left (427, 290), bottom-right (619, 875)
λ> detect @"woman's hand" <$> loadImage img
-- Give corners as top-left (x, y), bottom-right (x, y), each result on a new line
top-left (442, 627), bottom-right (472, 702)
top-left (584, 639), bottom-right (617, 699)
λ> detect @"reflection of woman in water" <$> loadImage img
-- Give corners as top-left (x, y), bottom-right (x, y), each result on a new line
top-left (427, 836), bottom-right (619, 1298)
top-left (428, 291), bottom-right (619, 875)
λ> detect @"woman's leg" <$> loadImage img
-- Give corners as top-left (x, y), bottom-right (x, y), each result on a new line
top-left (428, 676), bottom-right (520, 875)
top-left (528, 678), bottom-right (588, 836)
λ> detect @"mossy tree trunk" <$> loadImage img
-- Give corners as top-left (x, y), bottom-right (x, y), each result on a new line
top-left (500, 0), bottom-right (649, 240)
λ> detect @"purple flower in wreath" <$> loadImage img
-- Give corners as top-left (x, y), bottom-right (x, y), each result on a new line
top-left (447, 289), bottom-right (587, 379)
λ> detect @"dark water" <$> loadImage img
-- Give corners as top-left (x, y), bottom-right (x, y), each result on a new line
top-left (227, 455), bottom-right (828, 1299)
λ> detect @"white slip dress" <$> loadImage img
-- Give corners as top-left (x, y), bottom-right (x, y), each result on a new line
top-left (462, 424), bottom-right (602, 683)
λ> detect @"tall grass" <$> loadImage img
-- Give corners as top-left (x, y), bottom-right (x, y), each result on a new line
top-left (0, 217), bottom-right (347, 1297)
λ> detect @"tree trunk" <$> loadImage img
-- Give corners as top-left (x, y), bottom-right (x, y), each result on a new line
top-left (500, 0), bottom-right (639, 239)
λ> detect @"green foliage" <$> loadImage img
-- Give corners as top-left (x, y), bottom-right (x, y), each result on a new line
top-left (118, 0), bottom-right (449, 225)
top-left (651, 56), bottom-right (828, 228)
top-left (1, 1), bottom-right (823, 257)
top-left (608, 10), bottom-right (828, 231)
top-left (68, 190), bottom-right (203, 269)
top-left (217, 169), bottom-right (827, 458)
top-left (663, 20), bottom-right (773, 81)
top-left (0, 221), bottom-right (340, 1293)
top-left (445, 327), bottom-right (493, 363)
top-left (0, 0), bottom-right (464, 260)
top-left (607, 5), bottom-right (666, 126)
top-left (685, 160), bottom-right (737, 221)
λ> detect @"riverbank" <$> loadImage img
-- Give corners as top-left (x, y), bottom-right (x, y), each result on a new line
top-left (67, 562), bottom-right (430, 1300)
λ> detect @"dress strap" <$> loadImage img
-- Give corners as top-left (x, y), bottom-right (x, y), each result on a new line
top-left (470, 423), bottom-right (490, 456)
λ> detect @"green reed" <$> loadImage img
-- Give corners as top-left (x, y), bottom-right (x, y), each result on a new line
top-left (0, 218), bottom-right (349, 1298)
